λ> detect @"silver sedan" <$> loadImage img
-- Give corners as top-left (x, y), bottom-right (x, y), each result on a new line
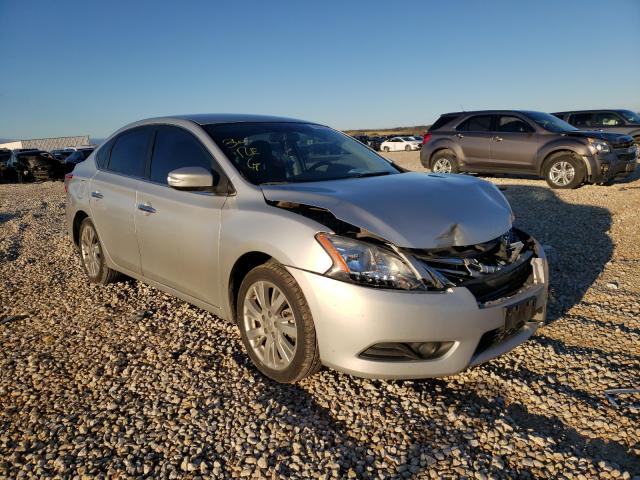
top-left (65, 114), bottom-right (549, 383)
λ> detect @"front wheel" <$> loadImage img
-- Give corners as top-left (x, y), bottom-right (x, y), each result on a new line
top-left (543, 154), bottom-right (584, 189)
top-left (405, 145), bottom-right (411, 151)
top-left (383, 146), bottom-right (390, 152)
top-left (237, 262), bottom-right (321, 383)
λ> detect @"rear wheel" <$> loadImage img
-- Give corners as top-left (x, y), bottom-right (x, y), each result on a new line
top-left (543, 153), bottom-right (584, 189)
top-left (78, 218), bottom-right (122, 284)
top-left (383, 146), bottom-right (390, 152)
top-left (237, 262), bottom-right (321, 383)
top-left (405, 145), bottom-right (411, 151)
top-left (430, 149), bottom-right (459, 173)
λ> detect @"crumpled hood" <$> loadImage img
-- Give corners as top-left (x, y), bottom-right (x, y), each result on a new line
top-left (261, 172), bottom-right (513, 248)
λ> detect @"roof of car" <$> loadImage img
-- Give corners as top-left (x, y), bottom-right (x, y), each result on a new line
top-left (439, 110), bottom-right (547, 116)
top-left (157, 113), bottom-right (316, 125)
top-left (551, 109), bottom-right (625, 114)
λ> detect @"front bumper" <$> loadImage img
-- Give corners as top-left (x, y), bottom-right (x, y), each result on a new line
top-left (286, 250), bottom-right (548, 379)
top-left (588, 148), bottom-right (638, 183)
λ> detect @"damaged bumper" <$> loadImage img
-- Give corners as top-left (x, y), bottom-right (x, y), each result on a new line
top-left (286, 234), bottom-right (548, 380)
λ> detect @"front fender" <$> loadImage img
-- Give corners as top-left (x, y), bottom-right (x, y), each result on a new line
top-left (219, 196), bottom-right (333, 319)
top-left (536, 139), bottom-right (593, 175)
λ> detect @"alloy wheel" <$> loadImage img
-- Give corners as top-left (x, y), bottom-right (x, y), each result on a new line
top-left (549, 161), bottom-right (575, 186)
top-left (242, 281), bottom-right (297, 370)
top-left (80, 224), bottom-right (101, 278)
top-left (432, 158), bottom-right (453, 173)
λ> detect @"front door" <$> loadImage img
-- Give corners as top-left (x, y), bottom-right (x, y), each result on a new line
top-left (489, 115), bottom-right (539, 172)
top-left (135, 125), bottom-right (227, 307)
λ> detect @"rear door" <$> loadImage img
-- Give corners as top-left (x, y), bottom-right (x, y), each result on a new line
top-left (135, 125), bottom-right (228, 306)
top-left (89, 126), bottom-right (152, 274)
top-left (453, 115), bottom-right (494, 169)
top-left (489, 115), bottom-right (538, 172)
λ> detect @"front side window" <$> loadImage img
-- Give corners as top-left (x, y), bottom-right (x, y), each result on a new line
top-left (204, 122), bottom-right (399, 185)
top-left (456, 115), bottom-right (493, 132)
top-left (496, 116), bottom-right (534, 133)
top-left (150, 126), bottom-right (213, 184)
top-left (108, 128), bottom-right (150, 177)
top-left (593, 112), bottom-right (623, 127)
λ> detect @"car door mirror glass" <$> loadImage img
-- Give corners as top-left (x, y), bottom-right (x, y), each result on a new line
top-left (167, 166), bottom-right (214, 191)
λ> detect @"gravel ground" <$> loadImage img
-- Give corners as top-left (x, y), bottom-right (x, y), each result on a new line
top-left (1, 155), bottom-right (639, 479)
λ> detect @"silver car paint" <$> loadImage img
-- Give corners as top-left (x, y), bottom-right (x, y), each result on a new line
top-left (66, 116), bottom-right (548, 379)
top-left (261, 172), bottom-right (513, 249)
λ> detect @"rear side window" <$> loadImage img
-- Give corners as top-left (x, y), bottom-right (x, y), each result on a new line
top-left (496, 116), bottom-right (534, 133)
top-left (149, 126), bottom-right (213, 184)
top-left (108, 128), bottom-right (151, 177)
top-left (457, 115), bottom-right (493, 132)
top-left (569, 113), bottom-right (593, 128)
top-left (430, 114), bottom-right (460, 131)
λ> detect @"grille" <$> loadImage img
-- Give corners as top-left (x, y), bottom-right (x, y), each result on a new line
top-left (409, 229), bottom-right (535, 303)
top-left (612, 139), bottom-right (634, 149)
top-left (615, 152), bottom-right (637, 162)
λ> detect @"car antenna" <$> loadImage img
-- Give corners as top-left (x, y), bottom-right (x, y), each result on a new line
top-left (460, 104), bottom-right (465, 112)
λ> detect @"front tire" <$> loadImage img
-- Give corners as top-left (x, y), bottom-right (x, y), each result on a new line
top-left (405, 145), bottom-right (411, 151)
top-left (543, 153), bottom-right (584, 189)
top-left (78, 218), bottom-right (122, 284)
top-left (237, 262), bottom-right (321, 383)
top-left (430, 149), bottom-right (460, 173)
top-left (383, 146), bottom-right (390, 152)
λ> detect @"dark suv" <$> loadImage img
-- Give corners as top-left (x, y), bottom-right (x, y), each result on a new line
top-left (421, 110), bottom-right (637, 189)
top-left (5, 149), bottom-right (64, 182)
top-left (552, 109), bottom-right (640, 145)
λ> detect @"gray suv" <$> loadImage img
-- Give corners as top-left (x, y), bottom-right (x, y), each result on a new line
top-left (421, 110), bottom-right (637, 189)
top-left (552, 109), bottom-right (640, 144)
top-left (65, 114), bottom-right (549, 383)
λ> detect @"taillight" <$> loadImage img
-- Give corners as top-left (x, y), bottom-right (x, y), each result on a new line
top-left (64, 173), bottom-right (73, 193)
top-left (422, 133), bottom-right (432, 145)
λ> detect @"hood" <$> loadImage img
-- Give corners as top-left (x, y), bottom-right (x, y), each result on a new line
top-left (261, 172), bottom-right (513, 249)
top-left (565, 130), bottom-right (634, 146)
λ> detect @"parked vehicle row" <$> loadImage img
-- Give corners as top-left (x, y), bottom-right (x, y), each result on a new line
top-left (0, 146), bottom-right (94, 182)
top-left (351, 134), bottom-right (422, 151)
top-left (420, 110), bottom-right (637, 189)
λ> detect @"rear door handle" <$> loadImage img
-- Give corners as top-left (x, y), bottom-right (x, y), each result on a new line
top-left (137, 203), bottom-right (156, 214)
top-left (90, 191), bottom-right (103, 199)
top-left (493, 136), bottom-right (503, 142)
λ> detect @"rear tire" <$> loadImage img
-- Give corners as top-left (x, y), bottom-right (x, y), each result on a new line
top-left (405, 145), bottom-right (411, 151)
top-left (543, 153), bottom-right (584, 189)
top-left (78, 218), bottom-right (122, 284)
top-left (237, 261), bottom-right (321, 383)
top-left (430, 149), bottom-right (460, 173)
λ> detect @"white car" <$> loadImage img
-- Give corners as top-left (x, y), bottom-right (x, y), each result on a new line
top-left (380, 136), bottom-right (421, 152)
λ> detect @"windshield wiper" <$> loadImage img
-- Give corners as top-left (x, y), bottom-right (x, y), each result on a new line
top-left (349, 171), bottom-right (394, 179)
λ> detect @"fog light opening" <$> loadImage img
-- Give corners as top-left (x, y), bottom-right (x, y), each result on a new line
top-left (359, 341), bottom-right (454, 361)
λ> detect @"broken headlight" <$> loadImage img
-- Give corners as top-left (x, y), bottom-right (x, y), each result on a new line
top-left (316, 233), bottom-right (424, 290)
top-left (587, 138), bottom-right (610, 154)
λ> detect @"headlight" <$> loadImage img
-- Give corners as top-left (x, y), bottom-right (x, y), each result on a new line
top-left (587, 138), bottom-right (610, 154)
top-left (316, 233), bottom-right (424, 290)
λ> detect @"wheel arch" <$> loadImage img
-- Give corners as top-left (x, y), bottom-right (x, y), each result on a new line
top-left (227, 251), bottom-right (273, 323)
top-left (72, 210), bottom-right (90, 247)
top-left (539, 148), bottom-right (591, 178)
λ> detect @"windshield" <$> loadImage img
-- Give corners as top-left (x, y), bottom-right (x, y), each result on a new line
top-left (204, 122), bottom-right (400, 185)
top-left (620, 110), bottom-right (640, 123)
top-left (525, 111), bottom-right (578, 133)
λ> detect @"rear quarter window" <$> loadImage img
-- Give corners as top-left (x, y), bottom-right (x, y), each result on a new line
top-left (429, 114), bottom-right (461, 131)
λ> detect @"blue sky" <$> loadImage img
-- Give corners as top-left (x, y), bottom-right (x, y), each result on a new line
top-left (1, 0), bottom-right (639, 139)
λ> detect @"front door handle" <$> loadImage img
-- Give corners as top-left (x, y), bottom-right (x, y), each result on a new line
top-left (137, 203), bottom-right (156, 214)
top-left (90, 191), bottom-right (103, 199)
top-left (456, 133), bottom-right (464, 138)
top-left (493, 136), bottom-right (503, 142)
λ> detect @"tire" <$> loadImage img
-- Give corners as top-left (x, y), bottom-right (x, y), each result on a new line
top-left (430, 149), bottom-right (460, 173)
top-left (543, 153), bottom-right (585, 189)
top-left (78, 218), bottom-right (122, 284)
top-left (383, 146), bottom-right (390, 152)
top-left (405, 145), bottom-right (411, 151)
top-left (236, 261), bottom-right (321, 383)
top-left (633, 136), bottom-right (640, 146)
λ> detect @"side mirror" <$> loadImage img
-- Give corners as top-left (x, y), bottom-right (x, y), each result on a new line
top-left (167, 166), bottom-right (214, 191)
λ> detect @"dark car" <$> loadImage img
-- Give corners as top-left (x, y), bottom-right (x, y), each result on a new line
top-left (61, 148), bottom-right (95, 173)
top-left (421, 110), bottom-right (637, 189)
top-left (0, 148), bottom-right (12, 181)
top-left (51, 149), bottom-right (75, 162)
top-left (6, 149), bottom-right (64, 182)
top-left (552, 109), bottom-right (640, 145)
